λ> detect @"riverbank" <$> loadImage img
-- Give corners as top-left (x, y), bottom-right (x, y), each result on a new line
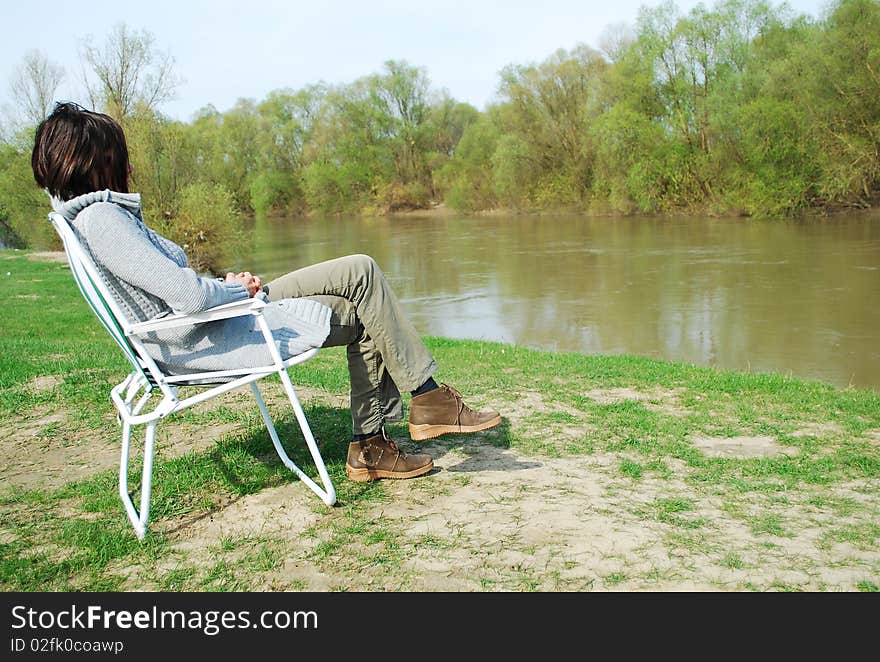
top-left (1, 250), bottom-right (878, 591)
top-left (377, 198), bottom-right (880, 220)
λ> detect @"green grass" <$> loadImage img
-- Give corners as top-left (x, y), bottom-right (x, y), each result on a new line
top-left (721, 552), bottom-right (745, 570)
top-left (748, 514), bottom-right (787, 538)
top-left (620, 459), bottom-right (643, 479)
top-left (650, 497), bottom-right (705, 529)
top-left (1, 250), bottom-right (879, 591)
top-left (820, 523), bottom-right (880, 551)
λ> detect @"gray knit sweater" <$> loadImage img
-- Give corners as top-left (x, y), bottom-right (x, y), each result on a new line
top-left (52, 190), bottom-right (331, 375)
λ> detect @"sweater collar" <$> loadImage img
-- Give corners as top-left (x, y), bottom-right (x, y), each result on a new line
top-left (51, 190), bottom-right (143, 221)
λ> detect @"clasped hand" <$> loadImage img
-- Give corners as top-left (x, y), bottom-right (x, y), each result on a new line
top-left (225, 271), bottom-right (263, 297)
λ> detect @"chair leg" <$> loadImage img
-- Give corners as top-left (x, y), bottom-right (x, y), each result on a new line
top-left (118, 419), bottom-right (157, 540)
top-left (251, 379), bottom-right (336, 506)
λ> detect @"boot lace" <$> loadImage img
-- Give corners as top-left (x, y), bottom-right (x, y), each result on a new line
top-left (379, 428), bottom-right (408, 458)
top-left (360, 428), bottom-right (404, 466)
top-left (379, 428), bottom-right (399, 450)
top-left (441, 383), bottom-right (470, 423)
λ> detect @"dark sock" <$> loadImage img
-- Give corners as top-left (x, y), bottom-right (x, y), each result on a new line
top-left (411, 377), bottom-right (439, 397)
top-left (352, 430), bottom-right (380, 443)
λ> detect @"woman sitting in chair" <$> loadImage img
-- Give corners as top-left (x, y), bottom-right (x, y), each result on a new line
top-left (32, 102), bottom-right (501, 483)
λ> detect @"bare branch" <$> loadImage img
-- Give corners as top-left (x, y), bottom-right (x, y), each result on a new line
top-left (8, 50), bottom-right (65, 126)
top-left (79, 23), bottom-right (180, 118)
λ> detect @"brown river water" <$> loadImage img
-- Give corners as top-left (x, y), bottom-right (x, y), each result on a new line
top-left (235, 210), bottom-right (880, 391)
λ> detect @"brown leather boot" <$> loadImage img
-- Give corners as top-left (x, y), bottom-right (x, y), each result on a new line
top-left (345, 429), bottom-right (434, 482)
top-left (408, 384), bottom-right (502, 441)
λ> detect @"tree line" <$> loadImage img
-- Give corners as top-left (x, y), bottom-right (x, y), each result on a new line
top-left (1, 0), bottom-right (879, 268)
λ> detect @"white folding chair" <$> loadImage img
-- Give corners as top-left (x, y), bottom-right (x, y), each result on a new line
top-left (48, 211), bottom-right (336, 539)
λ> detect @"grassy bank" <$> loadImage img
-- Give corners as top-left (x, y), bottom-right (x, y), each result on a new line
top-left (1, 250), bottom-right (879, 591)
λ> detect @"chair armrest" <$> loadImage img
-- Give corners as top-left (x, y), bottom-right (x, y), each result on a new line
top-left (127, 298), bottom-right (266, 335)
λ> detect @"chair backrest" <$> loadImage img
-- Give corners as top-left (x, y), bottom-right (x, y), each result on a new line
top-left (48, 211), bottom-right (155, 387)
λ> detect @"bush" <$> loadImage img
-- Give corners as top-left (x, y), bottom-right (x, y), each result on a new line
top-left (491, 134), bottom-right (530, 209)
top-left (732, 97), bottom-right (818, 217)
top-left (529, 171), bottom-right (581, 209)
top-left (301, 160), bottom-right (372, 216)
top-left (156, 182), bottom-right (242, 275)
top-left (373, 180), bottom-right (431, 213)
top-left (249, 170), bottom-right (299, 217)
top-left (0, 140), bottom-right (57, 250)
top-left (437, 115), bottom-right (500, 212)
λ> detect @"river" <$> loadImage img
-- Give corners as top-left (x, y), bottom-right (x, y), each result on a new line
top-left (235, 210), bottom-right (880, 391)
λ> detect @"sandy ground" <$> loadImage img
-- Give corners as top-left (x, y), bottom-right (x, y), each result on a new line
top-left (3, 377), bottom-right (878, 592)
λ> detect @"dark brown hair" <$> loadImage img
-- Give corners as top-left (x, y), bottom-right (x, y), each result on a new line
top-left (32, 102), bottom-right (130, 201)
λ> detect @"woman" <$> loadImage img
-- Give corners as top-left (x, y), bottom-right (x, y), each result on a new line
top-left (32, 102), bottom-right (501, 483)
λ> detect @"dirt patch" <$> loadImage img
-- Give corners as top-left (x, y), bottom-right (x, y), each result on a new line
top-left (585, 387), bottom-right (652, 404)
top-left (644, 402), bottom-right (691, 417)
top-left (791, 422), bottom-right (846, 438)
top-left (506, 391), bottom-right (585, 424)
top-left (160, 482), bottom-right (322, 546)
top-left (584, 387), bottom-right (683, 405)
top-left (584, 387), bottom-right (689, 417)
top-left (24, 375), bottom-right (63, 394)
top-left (0, 406), bottom-right (113, 490)
top-left (0, 383), bottom-right (347, 493)
top-left (689, 434), bottom-right (799, 459)
top-left (303, 442), bottom-right (875, 591)
top-left (26, 252), bottom-right (67, 263)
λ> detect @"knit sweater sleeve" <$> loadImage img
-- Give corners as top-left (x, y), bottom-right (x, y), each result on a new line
top-left (80, 202), bottom-right (249, 314)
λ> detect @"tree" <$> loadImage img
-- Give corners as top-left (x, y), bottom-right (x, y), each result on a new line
top-left (438, 110), bottom-right (501, 211)
top-left (806, 0), bottom-right (880, 204)
top-left (8, 50), bottom-right (64, 127)
top-left (496, 45), bottom-right (608, 207)
top-left (81, 23), bottom-right (179, 118)
top-left (249, 86), bottom-right (328, 214)
top-left (187, 99), bottom-right (262, 210)
top-left (599, 23), bottom-right (636, 64)
top-left (628, 0), bottom-right (787, 206)
top-left (0, 142), bottom-right (56, 248)
top-left (369, 60), bottom-right (432, 186)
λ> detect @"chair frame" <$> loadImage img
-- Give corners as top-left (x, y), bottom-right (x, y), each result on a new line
top-left (49, 211), bottom-right (336, 539)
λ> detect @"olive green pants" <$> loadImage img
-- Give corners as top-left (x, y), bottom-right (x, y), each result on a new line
top-left (265, 254), bottom-right (437, 435)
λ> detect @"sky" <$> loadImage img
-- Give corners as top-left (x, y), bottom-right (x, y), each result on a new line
top-left (1, 0), bottom-right (832, 124)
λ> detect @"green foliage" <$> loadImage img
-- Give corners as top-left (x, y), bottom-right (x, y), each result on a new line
top-left (439, 113), bottom-right (500, 211)
top-left (803, 0), bottom-right (880, 204)
top-left (491, 134), bottom-right (532, 209)
top-left (492, 46), bottom-right (607, 208)
top-left (445, 0), bottom-right (879, 216)
top-left (0, 137), bottom-right (55, 249)
top-left (155, 182), bottom-right (243, 274)
top-left (372, 180), bottom-right (431, 213)
top-left (441, 0), bottom-right (878, 217)
top-left (592, 106), bottom-right (666, 212)
top-left (249, 86), bottom-right (326, 215)
top-left (249, 170), bottom-right (298, 217)
top-left (530, 170), bottom-right (581, 209)
top-left (125, 108), bottom-right (194, 219)
top-left (299, 61), bottom-right (444, 214)
top-left (189, 100), bottom-right (261, 212)
top-left (726, 97), bottom-right (819, 216)
top-left (301, 159), bottom-right (373, 216)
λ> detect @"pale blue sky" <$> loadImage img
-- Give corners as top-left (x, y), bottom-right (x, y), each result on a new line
top-left (1, 0), bottom-right (831, 123)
